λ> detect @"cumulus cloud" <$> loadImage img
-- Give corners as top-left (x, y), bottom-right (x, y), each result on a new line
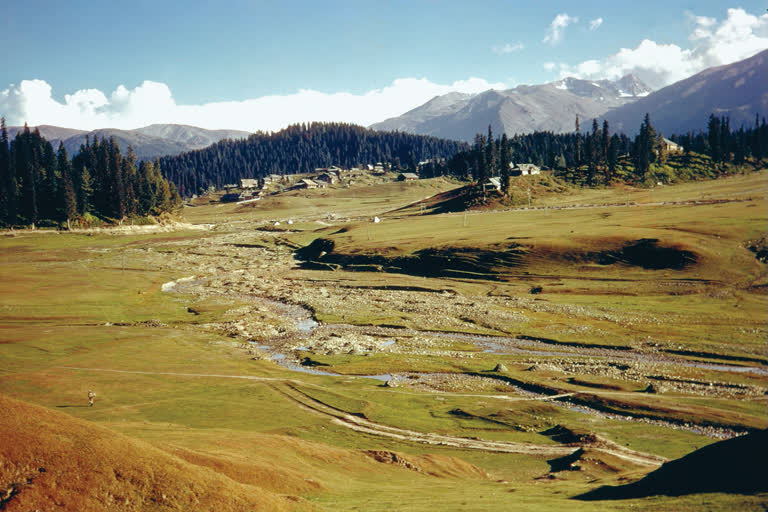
top-left (589, 18), bottom-right (603, 31)
top-left (0, 76), bottom-right (507, 131)
top-left (555, 8), bottom-right (768, 89)
top-left (543, 13), bottom-right (578, 45)
top-left (543, 62), bottom-right (557, 72)
top-left (492, 42), bottom-right (524, 54)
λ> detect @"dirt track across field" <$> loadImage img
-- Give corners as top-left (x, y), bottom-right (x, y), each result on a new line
top-left (59, 366), bottom-right (666, 466)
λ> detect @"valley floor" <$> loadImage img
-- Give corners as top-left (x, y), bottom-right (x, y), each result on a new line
top-left (1, 172), bottom-right (766, 511)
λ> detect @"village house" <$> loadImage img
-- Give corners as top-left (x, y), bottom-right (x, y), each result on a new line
top-left (661, 137), bottom-right (683, 153)
top-left (482, 177), bottom-right (502, 192)
top-left (315, 173), bottom-right (337, 185)
top-left (221, 193), bottom-right (241, 202)
top-left (509, 163), bottom-right (541, 176)
top-left (293, 178), bottom-right (318, 190)
top-left (397, 172), bottom-right (419, 181)
top-left (240, 178), bottom-right (258, 189)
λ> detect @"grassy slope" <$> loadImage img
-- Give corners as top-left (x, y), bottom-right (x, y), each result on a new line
top-left (0, 394), bottom-right (310, 512)
top-left (292, 173), bottom-right (767, 358)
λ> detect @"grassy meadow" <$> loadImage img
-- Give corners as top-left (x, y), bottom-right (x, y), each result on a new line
top-left (1, 171), bottom-right (766, 511)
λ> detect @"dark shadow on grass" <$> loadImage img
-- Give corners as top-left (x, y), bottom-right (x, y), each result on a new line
top-left (56, 405), bottom-right (90, 408)
top-left (574, 429), bottom-right (768, 500)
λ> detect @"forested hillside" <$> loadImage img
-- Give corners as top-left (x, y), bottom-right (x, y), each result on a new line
top-left (0, 120), bottom-right (181, 228)
top-left (422, 115), bottom-right (768, 187)
top-left (158, 122), bottom-right (469, 197)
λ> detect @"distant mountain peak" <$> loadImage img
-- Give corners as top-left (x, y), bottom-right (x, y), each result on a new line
top-left (551, 75), bottom-right (652, 100)
top-left (371, 74), bottom-right (654, 141)
top-left (6, 123), bottom-right (251, 160)
top-left (603, 48), bottom-right (768, 135)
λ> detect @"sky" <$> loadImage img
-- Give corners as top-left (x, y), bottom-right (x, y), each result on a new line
top-left (1, 1), bottom-right (766, 132)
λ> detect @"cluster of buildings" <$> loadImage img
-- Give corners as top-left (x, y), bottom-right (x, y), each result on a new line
top-left (482, 163), bottom-right (542, 192)
top-left (222, 159), bottom-right (544, 202)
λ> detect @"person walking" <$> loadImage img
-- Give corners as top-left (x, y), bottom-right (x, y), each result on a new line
top-left (88, 390), bottom-right (96, 407)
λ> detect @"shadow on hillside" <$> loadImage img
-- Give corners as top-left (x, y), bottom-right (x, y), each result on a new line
top-left (574, 429), bottom-right (768, 500)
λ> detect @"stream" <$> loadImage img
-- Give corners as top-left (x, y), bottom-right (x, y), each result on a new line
top-left (163, 277), bottom-right (762, 438)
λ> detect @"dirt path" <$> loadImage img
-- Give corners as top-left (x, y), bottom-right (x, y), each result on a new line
top-left (59, 366), bottom-right (665, 466)
top-left (274, 382), bottom-right (667, 467)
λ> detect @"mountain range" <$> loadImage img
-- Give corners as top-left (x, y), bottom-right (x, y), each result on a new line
top-left (371, 49), bottom-right (767, 141)
top-left (5, 50), bottom-right (766, 158)
top-left (370, 75), bottom-right (652, 141)
top-left (603, 49), bottom-right (768, 136)
top-left (5, 124), bottom-right (250, 161)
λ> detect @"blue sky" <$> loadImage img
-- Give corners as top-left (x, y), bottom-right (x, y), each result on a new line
top-left (1, 1), bottom-right (766, 130)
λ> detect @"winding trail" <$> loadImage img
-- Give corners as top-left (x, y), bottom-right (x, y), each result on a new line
top-left (273, 382), bottom-right (667, 467)
top-left (58, 366), bottom-right (666, 466)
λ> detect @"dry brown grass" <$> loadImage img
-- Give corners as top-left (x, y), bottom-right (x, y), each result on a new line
top-left (0, 394), bottom-right (313, 512)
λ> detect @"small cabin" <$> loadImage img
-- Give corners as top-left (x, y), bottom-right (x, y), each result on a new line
top-left (397, 172), bottom-right (419, 182)
top-left (510, 163), bottom-right (541, 176)
top-left (295, 178), bottom-right (318, 189)
top-left (482, 177), bottom-right (502, 192)
top-left (240, 178), bottom-right (258, 189)
top-left (661, 137), bottom-right (682, 153)
top-left (315, 173), bottom-right (337, 184)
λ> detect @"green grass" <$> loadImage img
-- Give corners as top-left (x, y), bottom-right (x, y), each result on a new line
top-left (1, 172), bottom-right (766, 511)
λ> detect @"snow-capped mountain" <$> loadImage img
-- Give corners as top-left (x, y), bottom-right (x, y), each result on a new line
top-left (602, 49), bottom-right (768, 135)
top-left (371, 75), bottom-right (652, 141)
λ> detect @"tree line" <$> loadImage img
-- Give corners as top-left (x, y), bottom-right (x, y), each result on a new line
top-left (158, 122), bottom-right (469, 197)
top-left (0, 119), bottom-right (181, 228)
top-left (420, 113), bottom-right (767, 188)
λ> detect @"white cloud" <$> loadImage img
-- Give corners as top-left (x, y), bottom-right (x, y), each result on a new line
top-left (492, 42), bottom-right (524, 54)
top-left (543, 13), bottom-right (578, 45)
top-left (0, 76), bottom-right (507, 131)
top-left (543, 62), bottom-right (557, 72)
top-left (557, 8), bottom-right (768, 89)
top-left (589, 18), bottom-right (603, 31)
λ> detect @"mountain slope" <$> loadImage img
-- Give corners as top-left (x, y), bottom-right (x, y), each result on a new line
top-left (371, 75), bottom-right (651, 141)
top-left (5, 124), bottom-right (250, 160)
top-left (6, 124), bottom-right (87, 147)
top-left (134, 124), bottom-right (250, 149)
top-left (603, 49), bottom-right (768, 135)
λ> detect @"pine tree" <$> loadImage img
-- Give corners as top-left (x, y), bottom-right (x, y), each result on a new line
top-left (39, 140), bottom-right (58, 221)
top-left (607, 134), bottom-right (620, 178)
top-left (574, 115), bottom-right (581, 166)
top-left (56, 143), bottom-right (77, 227)
top-left (707, 114), bottom-right (721, 166)
top-left (601, 120), bottom-right (610, 182)
top-left (0, 117), bottom-right (12, 225)
top-left (107, 137), bottom-right (126, 220)
top-left (588, 119), bottom-right (599, 184)
top-left (122, 146), bottom-right (139, 216)
top-left (734, 127), bottom-right (746, 165)
top-left (657, 133), bottom-right (667, 165)
top-left (16, 126), bottom-right (38, 227)
top-left (720, 116), bottom-right (730, 163)
top-left (485, 125), bottom-right (496, 177)
top-left (634, 113), bottom-right (656, 179)
top-left (499, 133), bottom-right (510, 195)
top-left (77, 165), bottom-right (93, 216)
top-left (473, 134), bottom-right (488, 184)
top-left (751, 113), bottom-right (762, 164)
